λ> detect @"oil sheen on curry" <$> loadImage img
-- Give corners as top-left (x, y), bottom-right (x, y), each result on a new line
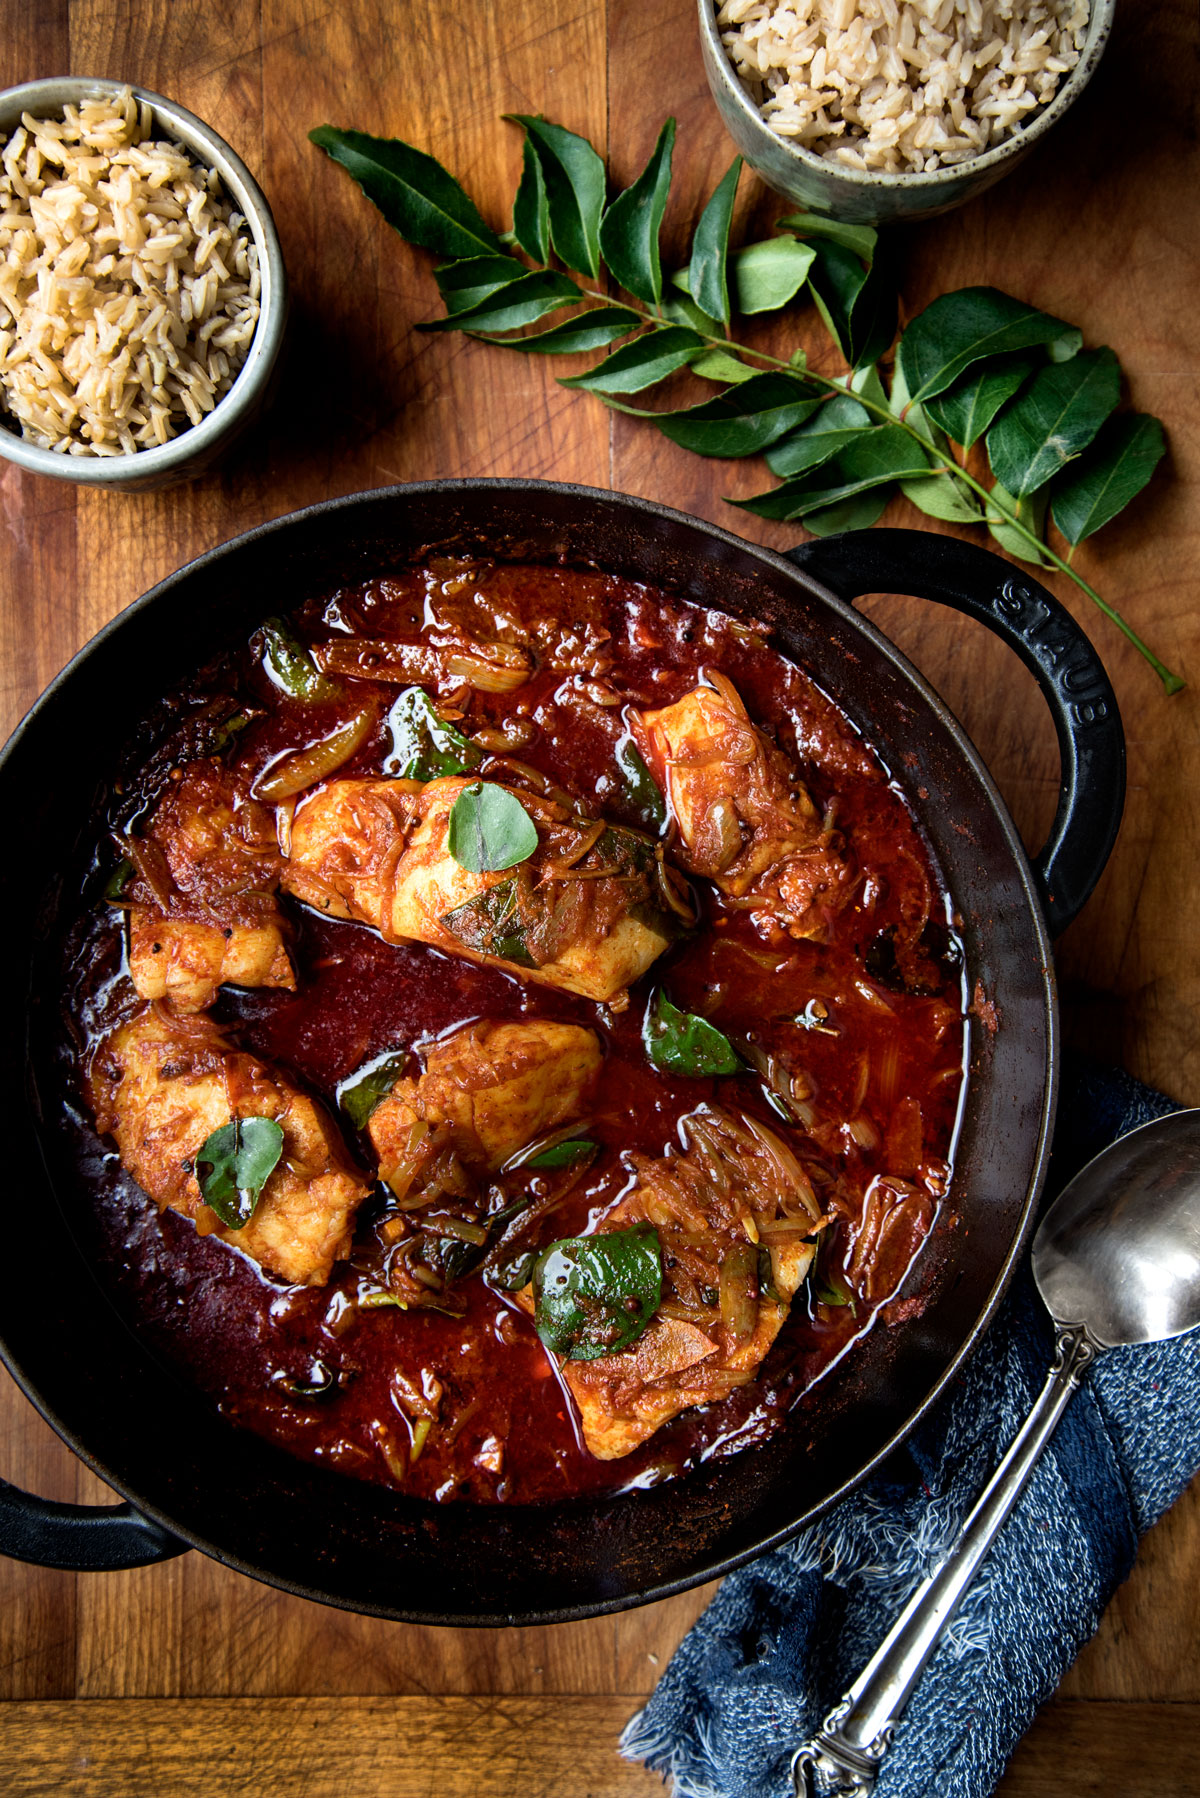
top-left (64, 559), bottom-right (967, 1504)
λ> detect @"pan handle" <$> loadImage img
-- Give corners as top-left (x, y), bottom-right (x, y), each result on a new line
top-left (0, 1475), bottom-right (186, 1570)
top-left (786, 529), bottom-right (1125, 936)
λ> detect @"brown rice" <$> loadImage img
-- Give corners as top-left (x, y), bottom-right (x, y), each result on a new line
top-left (717, 0), bottom-right (1090, 174)
top-left (0, 86), bottom-right (260, 456)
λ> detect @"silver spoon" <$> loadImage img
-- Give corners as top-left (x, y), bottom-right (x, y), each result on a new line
top-left (792, 1106), bottom-right (1200, 1798)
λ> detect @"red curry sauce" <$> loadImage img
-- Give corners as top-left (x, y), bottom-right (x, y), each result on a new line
top-left (60, 559), bottom-right (967, 1504)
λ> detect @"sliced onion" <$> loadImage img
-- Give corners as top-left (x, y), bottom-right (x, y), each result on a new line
top-left (442, 1397), bottom-right (482, 1448)
top-left (124, 834), bottom-right (176, 909)
top-left (481, 756), bottom-right (576, 814)
top-left (705, 669), bottom-right (748, 713)
top-left (854, 978), bottom-right (896, 1015)
top-left (470, 718), bottom-right (537, 752)
top-left (679, 1114), bottom-right (732, 1195)
top-left (578, 680), bottom-right (622, 707)
top-left (540, 820), bottom-right (606, 879)
top-left (315, 636), bottom-right (532, 693)
top-left (654, 858), bottom-right (698, 923)
top-left (701, 797), bottom-right (744, 873)
top-left (444, 650), bottom-right (531, 693)
top-left (739, 1111), bottom-right (822, 1219)
top-left (846, 1113), bottom-right (881, 1151)
top-left (656, 1299), bottom-right (713, 1327)
top-left (274, 799), bottom-right (295, 858)
top-left (423, 1214), bottom-right (488, 1246)
top-left (381, 1119), bottom-right (432, 1205)
top-left (369, 1420), bottom-right (408, 1485)
top-left (253, 704), bottom-right (376, 801)
top-left (500, 1116), bottom-right (595, 1173)
top-left (730, 942), bottom-right (787, 973)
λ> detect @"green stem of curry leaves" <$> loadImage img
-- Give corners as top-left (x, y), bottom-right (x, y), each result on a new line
top-left (564, 287), bottom-right (1182, 693)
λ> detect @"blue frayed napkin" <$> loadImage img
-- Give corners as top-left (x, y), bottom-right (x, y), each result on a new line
top-left (622, 1057), bottom-right (1197, 1798)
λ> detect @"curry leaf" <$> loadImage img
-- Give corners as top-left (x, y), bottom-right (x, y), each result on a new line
top-left (886, 359), bottom-right (982, 522)
top-left (986, 480), bottom-right (1051, 566)
top-left (665, 269), bottom-right (722, 322)
top-left (806, 238), bottom-right (895, 368)
top-left (765, 392), bottom-right (871, 479)
top-left (420, 269), bottom-right (581, 334)
top-left (447, 781), bottom-right (538, 872)
top-left (512, 138), bottom-right (550, 263)
top-left (599, 118), bottom-right (675, 305)
top-left (534, 1224), bottom-right (662, 1359)
top-left (732, 237), bottom-right (816, 314)
top-left (816, 424), bottom-right (933, 494)
top-left (804, 488), bottom-right (892, 534)
top-left (734, 476), bottom-right (833, 522)
top-left (690, 347), bottom-right (757, 383)
top-left (899, 286), bottom-right (1082, 404)
top-left (1050, 413), bottom-right (1167, 546)
top-left (313, 108), bottom-right (1180, 694)
top-left (688, 155), bottom-right (741, 329)
top-left (192, 1118), bottom-right (284, 1230)
top-left (741, 424), bottom-right (929, 518)
top-left (493, 1250), bottom-right (539, 1292)
top-left (507, 115), bottom-right (606, 278)
top-left (886, 348), bottom-right (948, 447)
top-left (339, 1051), bottom-right (408, 1131)
top-left (900, 470), bottom-right (984, 523)
top-left (986, 346), bottom-right (1122, 498)
top-left (561, 325), bottom-right (705, 394)
top-left (310, 126), bottom-right (505, 261)
top-left (813, 1269), bottom-right (855, 1309)
top-left (662, 288), bottom-right (723, 337)
top-left (779, 211), bottom-right (877, 263)
top-left (476, 306), bottom-right (641, 354)
top-left (259, 618), bottom-right (339, 703)
top-left (643, 989), bottom-right (742, 1077)
top-left (103, 857), bottom-right (135, 902)
top-left (435, 255), bottom-right (526, 316)
top-left (846, 276), bottom-right (897, 371)
top-left (616, 738), bottom-right (667, 831)
top-left (439, 876), bottom-right (536, 966)
top-left (617, 373), bottom-right (820, 457)
top-left (848, 361), bottom-right (888, 409)
top-left (383, 687), bottom-right (481, 781)
top-left (925, 353), bottom-right (1036, 448)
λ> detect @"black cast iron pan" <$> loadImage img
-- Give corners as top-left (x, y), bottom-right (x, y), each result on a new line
top-left (0, 481), bottom-right (1123, 1623)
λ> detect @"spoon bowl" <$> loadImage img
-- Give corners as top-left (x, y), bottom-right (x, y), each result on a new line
top-left (1033, 1109), bottom-right (1200, 1347)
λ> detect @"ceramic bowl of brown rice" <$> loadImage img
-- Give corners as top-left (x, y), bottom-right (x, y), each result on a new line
top-left (699, 0), bottom-right (1114, 225)
top-left (0, 78), bottom-right (287, 490)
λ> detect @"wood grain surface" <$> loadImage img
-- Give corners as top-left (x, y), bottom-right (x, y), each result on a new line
top-left (0, 1), bottom-right (1197, 1793)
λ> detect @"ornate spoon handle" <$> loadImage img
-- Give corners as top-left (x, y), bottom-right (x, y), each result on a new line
top-left (791, 1325), bottom-right (1098, 1798)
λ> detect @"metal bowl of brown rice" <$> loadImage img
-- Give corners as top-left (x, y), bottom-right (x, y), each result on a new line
top-left (699, 0), bottom-right (1115, 225)
top-left (0, 78), bottom-right (287, 491)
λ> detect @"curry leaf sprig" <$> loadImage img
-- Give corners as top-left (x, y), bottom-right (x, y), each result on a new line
top-left (310, 119), bottom-right (1180, 694)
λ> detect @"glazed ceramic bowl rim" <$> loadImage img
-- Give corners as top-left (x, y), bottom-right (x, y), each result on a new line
top-left (0, 76), bottom-right (286, 485)
top-left (697, 0), bottom-right (1116, 193)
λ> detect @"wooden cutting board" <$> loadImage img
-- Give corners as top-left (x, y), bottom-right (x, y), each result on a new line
top-left (1, 1), bottom-right (1198, 1792)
